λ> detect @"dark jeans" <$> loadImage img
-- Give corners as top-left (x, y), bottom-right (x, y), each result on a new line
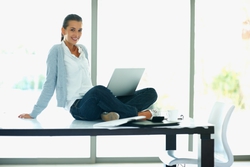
top-left (70, 85), bottom-right (158, 120)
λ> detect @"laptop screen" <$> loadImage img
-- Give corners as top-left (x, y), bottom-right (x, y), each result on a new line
top-left (107, 68), bottom-right (145, 96)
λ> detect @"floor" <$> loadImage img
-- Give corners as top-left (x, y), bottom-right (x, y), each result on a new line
top-left (0, 162), bottom-right (249, 167)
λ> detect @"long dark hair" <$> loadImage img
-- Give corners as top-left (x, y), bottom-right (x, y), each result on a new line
top-left (61, 14), bottom-right (82, 41)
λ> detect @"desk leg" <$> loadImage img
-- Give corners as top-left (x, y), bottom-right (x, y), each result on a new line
top-left (165, 135), bottom-right (176, 167)
top-left (199, 134), bottom-right (214, 167)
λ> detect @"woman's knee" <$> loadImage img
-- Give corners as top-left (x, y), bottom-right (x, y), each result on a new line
top-left (89, 85), bottom-right (111, 95)
top-left (92, 85), bottom-right (109, 92)
top-left (148, 88), bottom-right (158, 101)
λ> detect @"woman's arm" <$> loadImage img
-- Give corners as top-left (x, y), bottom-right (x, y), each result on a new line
top-left (18, 45), bottom-right (59, 119)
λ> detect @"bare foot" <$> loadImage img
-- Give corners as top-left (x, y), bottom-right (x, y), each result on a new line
top-left (101, 112), bottom-right (120, 121)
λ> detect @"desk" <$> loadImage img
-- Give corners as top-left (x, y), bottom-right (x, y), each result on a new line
top-left (0, 114), bottom-right (214, 167)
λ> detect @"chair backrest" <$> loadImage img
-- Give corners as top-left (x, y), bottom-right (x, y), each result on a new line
top-left (208, 101), bottom-right (235, 167)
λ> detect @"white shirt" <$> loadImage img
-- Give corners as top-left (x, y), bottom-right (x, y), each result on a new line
top-left (62, 42), bottom-right (93, 110)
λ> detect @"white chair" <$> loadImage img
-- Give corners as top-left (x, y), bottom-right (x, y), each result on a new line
top-left (159, 101), bottom-right (235, 167)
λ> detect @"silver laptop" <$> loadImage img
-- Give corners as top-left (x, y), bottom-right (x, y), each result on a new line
top-left (107, 68), bottom-right (145, 96)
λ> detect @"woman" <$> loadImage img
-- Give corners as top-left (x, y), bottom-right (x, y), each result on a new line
top-left (18, 14), bottom-right (159, 121)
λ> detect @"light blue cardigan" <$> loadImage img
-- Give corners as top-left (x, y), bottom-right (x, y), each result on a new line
top-left (30, 43), bottom-right (88, 118)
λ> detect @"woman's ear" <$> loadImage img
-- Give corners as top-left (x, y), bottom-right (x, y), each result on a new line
top-left (61, 27), bottom-right (65, 35)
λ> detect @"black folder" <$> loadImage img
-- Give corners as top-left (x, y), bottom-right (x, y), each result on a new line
top-left (122, 120), bottom-right (179, 127)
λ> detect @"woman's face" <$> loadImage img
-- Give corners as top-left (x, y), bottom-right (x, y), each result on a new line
top-left (62, 20), bottom-right (82, 46)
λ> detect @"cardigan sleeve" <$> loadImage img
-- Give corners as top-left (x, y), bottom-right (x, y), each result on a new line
top-left (30, 45), bottom-right (58, 118)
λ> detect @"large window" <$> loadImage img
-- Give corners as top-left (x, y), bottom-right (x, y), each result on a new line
top-left (0, 0), bottom-right (92, 158)
top-left (96, 0), bottom-right (190, 157)
top-left (194, 0), bottom-right (250, 155)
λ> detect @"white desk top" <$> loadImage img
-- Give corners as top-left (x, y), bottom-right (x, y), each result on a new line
top-left (0, 110), bottom-right (213, 132)
top-left (0, 112), bottom-right (100, 129)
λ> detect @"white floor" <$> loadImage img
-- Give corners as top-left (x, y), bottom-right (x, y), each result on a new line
top-left (0, 162), bottom-right (250, 167)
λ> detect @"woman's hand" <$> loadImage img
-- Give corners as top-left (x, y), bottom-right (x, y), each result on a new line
top-left (18, 113), bottom-right (33, 119)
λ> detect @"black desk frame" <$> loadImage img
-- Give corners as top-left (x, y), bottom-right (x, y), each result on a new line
top-left (0, 124), bottom-right (214, 167)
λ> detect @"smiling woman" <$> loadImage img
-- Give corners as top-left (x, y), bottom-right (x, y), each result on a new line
top-left (61, 14), bottom-right (83, 56)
